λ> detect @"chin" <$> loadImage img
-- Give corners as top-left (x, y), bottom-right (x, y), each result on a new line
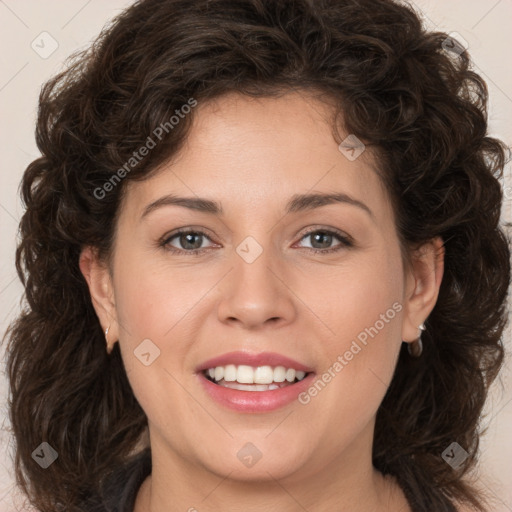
top-left (194, 441), bottom-right (312, 482)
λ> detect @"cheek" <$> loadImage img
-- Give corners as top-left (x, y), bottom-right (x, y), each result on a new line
top-left (313, 246), bottom-right (404, 405)
top-left (111, 260), bottom-right (196, 433)
top-left (321, 247), bottom-right (403, 347)
top-left (112, 253), bottom-right (212, 342)
top-left (110, 254), bottom-right (216, 404)
top-left (290, 256), bottom-right (405, 474)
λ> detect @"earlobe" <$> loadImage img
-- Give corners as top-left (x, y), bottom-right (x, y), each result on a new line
top-left (401, 237), bottom-right (445, 345)
top-left (79, 246), bottom-right (119, 349)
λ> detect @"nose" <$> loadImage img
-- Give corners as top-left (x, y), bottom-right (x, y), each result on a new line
top-left (216, 241), bottom-right (297, 330)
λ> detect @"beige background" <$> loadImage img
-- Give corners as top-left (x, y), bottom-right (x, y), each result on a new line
top-left (1, 1), bottom-right (511, 510)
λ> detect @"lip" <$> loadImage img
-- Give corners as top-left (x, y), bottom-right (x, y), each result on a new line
top-left (197, 370), bottom-right (316, 413)
top-left (195, 351), bottom-right (314, 373)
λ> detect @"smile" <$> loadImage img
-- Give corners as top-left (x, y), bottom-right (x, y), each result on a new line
top-left (203, 364), bottom-right (309, 391)
top-left (195, 351), bottom-right (316, 412)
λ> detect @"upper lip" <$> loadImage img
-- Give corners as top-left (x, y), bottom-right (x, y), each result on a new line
top-left (196, 351), bottom-right (314, 373)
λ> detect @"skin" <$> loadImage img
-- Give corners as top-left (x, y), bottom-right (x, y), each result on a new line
top-left (80, 91), bottom-right (444, 512)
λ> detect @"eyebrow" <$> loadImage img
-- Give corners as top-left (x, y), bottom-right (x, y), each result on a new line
top-left (140, 192), bottom-right (373, 219)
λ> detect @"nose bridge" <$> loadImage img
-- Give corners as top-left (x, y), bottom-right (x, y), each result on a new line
top-left (217, 231), bottom-right (295, 328)
top-left (236, 235), bottom-right (278, 292)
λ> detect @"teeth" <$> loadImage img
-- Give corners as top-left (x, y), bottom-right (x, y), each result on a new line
top-left (237, 365), bottom-right (254, 384)
top-left (224, 364), bottom-right (237, 382)
top-left (204, 364), bottom-right (309, 385)
top-left (273, 366), bottom-right (286, 382)
top-left (295, 370), bottom-right (306, 381)
top-left (214, 366), bottom-right (224, 381)
top-left (221, 382), bottom-right (282, 392)
top-left (254, 365), bottom-right (273, 384)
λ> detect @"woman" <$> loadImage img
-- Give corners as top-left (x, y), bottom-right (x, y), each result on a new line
top-left (3, 0), bottom-right (510, 511)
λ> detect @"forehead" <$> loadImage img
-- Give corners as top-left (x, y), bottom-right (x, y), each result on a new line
top-left (120, 91), bottom-right (391, 223)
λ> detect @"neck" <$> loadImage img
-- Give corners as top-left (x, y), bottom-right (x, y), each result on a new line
top-left (134, 426), bottom-right (410, 512)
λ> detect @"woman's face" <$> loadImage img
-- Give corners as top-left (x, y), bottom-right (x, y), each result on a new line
top-left (88, 91), bottom-right (434, 483)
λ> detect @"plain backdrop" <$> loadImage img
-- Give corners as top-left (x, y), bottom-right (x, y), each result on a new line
top-left (1, 1), bottom-right (511, 511)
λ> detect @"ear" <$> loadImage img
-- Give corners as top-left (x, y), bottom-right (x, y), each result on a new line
top-left (79, 246), bottom-right (119, 348)
top-left (401, 236), bottom-right (445, 343)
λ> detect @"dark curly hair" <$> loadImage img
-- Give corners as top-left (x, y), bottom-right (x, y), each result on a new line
top-left (3, 0), bottom-right (510, 511)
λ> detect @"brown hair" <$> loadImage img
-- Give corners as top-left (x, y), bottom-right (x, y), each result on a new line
top-left (3, 0), bottom-right (510, 511)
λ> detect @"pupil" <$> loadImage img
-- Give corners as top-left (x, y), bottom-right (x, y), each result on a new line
top-left (313, 232), bottom-right (331, 248)
top-left (182, 233), bottom-right (202, 249)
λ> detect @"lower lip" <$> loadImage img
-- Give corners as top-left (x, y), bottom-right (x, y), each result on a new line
top-left (197, 372), bottom-right (316, 413)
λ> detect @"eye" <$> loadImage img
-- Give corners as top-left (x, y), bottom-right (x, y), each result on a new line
top-left (160, 229), bottom-right (216, 255)
top-left (296, 228), bottom-right (353, 254)
top-left (159, 227), bottom-right (353, 256)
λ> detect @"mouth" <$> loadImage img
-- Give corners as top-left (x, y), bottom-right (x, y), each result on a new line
top-left (195, 352), bottom-right (316, 412)
top-left (202, 364), bottom-right (311, 392)
top-left (196, 352), bottom-right (315, 413)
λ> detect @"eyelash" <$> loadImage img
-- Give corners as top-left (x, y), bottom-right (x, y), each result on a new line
top-left (159, 227), bottom-right (354, 256)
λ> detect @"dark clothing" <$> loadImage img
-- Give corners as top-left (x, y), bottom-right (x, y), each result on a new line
top-left (81, 448), bottom-right (151, 512)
